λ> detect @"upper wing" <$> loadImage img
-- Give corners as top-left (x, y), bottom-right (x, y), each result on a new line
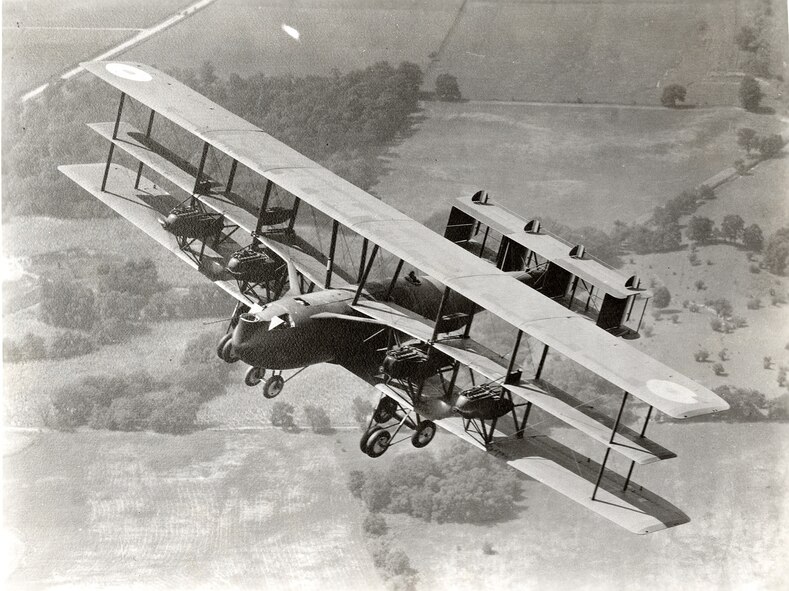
top-left (81, 60), bottom-right (727, 419)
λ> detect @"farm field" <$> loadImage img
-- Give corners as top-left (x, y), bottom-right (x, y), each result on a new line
top-left (125, 0), bottom-right (461, 79)
top-left (372, 100), bottom-right (786, 230)
top-left (1, 0), bottom-right (193, 101)
top-left (622, 244), bottom-right (789, 398)
top-left (431, 0), bottom-right (742, 104)
top-left (3, 422), bottom-right (787, 589)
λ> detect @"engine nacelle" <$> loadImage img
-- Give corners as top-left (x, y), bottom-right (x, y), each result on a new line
top-left (453, 384), bottom-right (513, 420)
top-left (161, 205), bottom-right (224, 239)
top-left (226, 245), bottom-right (282, 283)
top-left (381, 344), bottom-right (449, 381)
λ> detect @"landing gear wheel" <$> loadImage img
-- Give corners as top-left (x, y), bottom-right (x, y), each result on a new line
top-left (365, 429), bottom-right (392, 458)
top-left (411, 420), bottom-right (436, 448)
top-left (373, 397), bottom-right (397, 423)
top-left (217, 333), bottom-right (232, 360)
top-left (244, 366), bottom-right (266, 387)
top-left (263, 374), bottom-right (284, 399)
top-left (221, 338), bottom-right (240, 364)
top-left (360, 426), bottom-right (383, 453)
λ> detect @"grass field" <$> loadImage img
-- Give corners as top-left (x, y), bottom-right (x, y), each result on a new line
top-left (622, 244), bottom-right (789, 397)
top-left (373, 100), bottom-right (786, 230)
top-left (430, 0), bottom-right (742, 104)
top-left (1, 0), bottom-right (192, 101)
top-left (3, 423), bottom-right (787, 589)
top-left (125, 0), bottom-right (460, 78)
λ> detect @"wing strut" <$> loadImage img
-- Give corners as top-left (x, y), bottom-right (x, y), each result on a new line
top-left (325, 220), bottom-right (339, 289)
top-left (622, 404), bottom-right (654, 492)
top-left (592, 390), bottom-right (629, 500)
top-left (193, 141), bottom-right (210, 194)
top-left (225, 159), bottom-right (238, 196)
top-left (535, 343), bottom-right (550, 380)
top-left (353, 244), bottom-right (379, 305)
top-left (101, 91), bottom-right (126, 191)
top-left (385, 259), bottom-right (404, 300)
top-left (133, 108), bottom-right (156, 189)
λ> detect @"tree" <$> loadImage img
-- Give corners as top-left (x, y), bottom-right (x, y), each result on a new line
top-left (352, 396), bottom-right (373, 428)
top-left (39, 279), bottom-right (96, 330)
top-left (720, 214), bottom-right (745, 242)
top-left (660, 84), bottom-right (687, 108)
top-left (757, 134), bottom-right (783, 158)
top-left (733, 159), bottom-right (748, 175)
top-left (303, 405), bottom-right (332, 433)
top-left (736, 128), bottom-right (758, 154)
top-left (652, 286), bottom-right (671, 309)
top-left (742, 224), bottom-right (764, 251)
top-left (739, 76), bottom-right (764, 111)
top-left (687, 216), bottom-right (715, 243)
top-left (48, 330), bottom-right (96, 359)
top-left (269, 401), bottom-right (296, 430)
top-left (148, 390), bottom-right (200, 434)
top-left (735, 26), bottom-right (760, 52)
top-left (362, 513), bottom-right (389, 537)
top-left (96, 258), bottom-right (162, 297)
top-left (764, 227), bottom-right (789, 274)
top-left (435, 73), bottom-right (461, 101)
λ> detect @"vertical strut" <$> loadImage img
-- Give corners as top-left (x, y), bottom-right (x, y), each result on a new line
top-left (517, 401), bottom-right (532, 436)
top-left (478, 226), bottom-right (490, 258)
top-left (225, 159), bottom-right (238, 196)
top-left (101, 92), bottom-right (126, 191)
top-left (357, 238), bottom-right (369, 283)
top-left (430, 286), bottom-right (452, 343)
top-left (134, 108), bottom-right (155, 189)
top-left (385, 259), bottom-right (404, 300)
top-left (256, 180), bottom-right (274, 234)
top-left (325, 220), bottom-right (339, 289)
top-left (193, 141), bottom-right (210, 194)
top-left (591, 448), bottom-right (611, 500)
top-left (535, 344), bottom-right (549, 380)
top-left (636, 297), bottom-right (650, 333)
top-left (567, 276), bottom-right (579, 309)
top-left (623, 405), bottom-right (653, 492)
top-left (609, 391), bottom-right (629, 442)
top-left (353, 244), bottom-right (379, 306)
top-left (287, 197), bottom-right (301, 231)
top-left (584, 286), bottom-right (594, 312)
top-left (505, 330), bottom-right (523, 382)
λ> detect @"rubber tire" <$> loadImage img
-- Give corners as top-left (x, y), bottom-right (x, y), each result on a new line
top-left (263, 374), bottom-right (285, 399)
top-left (359, 426), bottom-right (383, 453)
top-left (216, 333), bottom-right (232, 360)
top-left (244, 366), bottom-right (265, 387)
top-left (411, 420), bottom-right (437, 448)
top-left (365, 429), bottom-right (392, 458)
top-left (372, 397), bottom-right (397, 423)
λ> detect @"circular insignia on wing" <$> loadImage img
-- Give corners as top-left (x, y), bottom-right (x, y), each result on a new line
top-left (105, 63), bottom-right (152, 82)
top-left (646, 379), bottom-right (699, 404)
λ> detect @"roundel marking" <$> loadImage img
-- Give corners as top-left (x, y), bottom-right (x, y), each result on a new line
top-left (105, 63), bottom-right (152, 82)
top-left (646, 379), bottom-right (699, 404)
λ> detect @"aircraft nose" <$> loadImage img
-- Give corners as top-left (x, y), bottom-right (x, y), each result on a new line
top-left (232, 312), bottom-right (268, 350)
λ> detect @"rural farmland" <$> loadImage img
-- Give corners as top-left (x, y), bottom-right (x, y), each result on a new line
top-left (3, 0), bottom-right (789, 589)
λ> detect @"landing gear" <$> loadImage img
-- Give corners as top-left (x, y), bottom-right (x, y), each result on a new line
top-left (217, 333), bottom-right (232, 360)
top-left (244, 366), bottom-right (266, 387)
top-left (263, 373), bottom-right (284, 398)
top-left (365, 429), bottom-right (391, 458)
top-left (360, 426), bottom-right (384, 453)
top-left (411, 420), bottom-right (436, 448)
top-left (372, 397), bottom-right (397, 423)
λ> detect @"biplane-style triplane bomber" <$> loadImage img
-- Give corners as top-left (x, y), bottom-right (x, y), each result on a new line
top-left (61, 61), bottom-right (729, 535)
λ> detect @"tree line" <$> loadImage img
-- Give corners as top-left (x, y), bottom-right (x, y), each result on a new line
top-left (3, 59), bottom-right (425, 219)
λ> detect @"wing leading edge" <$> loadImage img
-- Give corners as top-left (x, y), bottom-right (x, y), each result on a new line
top-left (80, 60), bottom-right (728, 419)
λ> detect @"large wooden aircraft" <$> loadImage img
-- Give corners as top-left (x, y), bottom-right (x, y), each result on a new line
top-left (60, 61), bottom-right (729, 535)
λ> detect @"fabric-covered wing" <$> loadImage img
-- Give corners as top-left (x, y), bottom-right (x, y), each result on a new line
top-left (82, 61), bottom-right (728, 419)
top-left (58, 163), bottom-right (255, 308)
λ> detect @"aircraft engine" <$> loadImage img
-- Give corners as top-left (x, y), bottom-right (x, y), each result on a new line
top-left (226, 244), bottom-right (283, 282)
top-left (381, 343), bottom-right (450, 381)
top-left (160, 205), bottom-right (224, 239)
top-left (453, 384), bottom-right (513, 420)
